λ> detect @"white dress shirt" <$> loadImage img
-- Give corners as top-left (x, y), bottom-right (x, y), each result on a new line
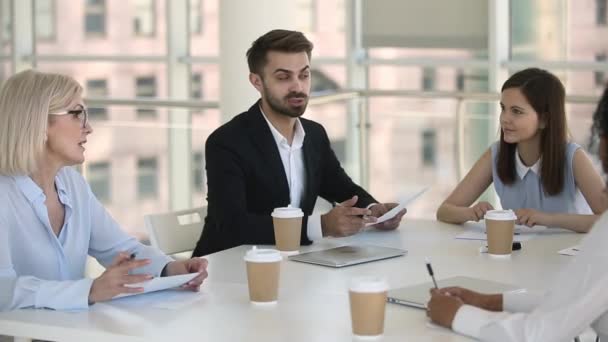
top-left (452, 211), bottom-right (608, 341)
top-left (261, 109), bottom-right (324, 241)
top-left (0, 167), bottom-right (173, 311)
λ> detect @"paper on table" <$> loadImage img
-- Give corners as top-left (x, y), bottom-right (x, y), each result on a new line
top-left (114, 272), bottom-right (199, 299)
top-left (558, 245), bottom-right (580, 256)
top-left (455, 222), bottom-right (563, 242)
top-left (365, 187), bottom-right (429, 227)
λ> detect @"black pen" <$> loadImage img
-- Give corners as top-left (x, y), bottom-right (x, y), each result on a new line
top-left (425, 257), bottom-right (438, 289)
top-left (129, 252), bottom-right (137, 260)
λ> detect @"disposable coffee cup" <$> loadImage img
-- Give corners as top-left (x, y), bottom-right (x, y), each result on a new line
top-left (244, 246), bottom-right (282, 304)
top-left (349, 277), bottom-right (388, 338)
top-left (272, 206), bottom-right (304, 255)
top-left (485, 210), bottom-right (517, 257)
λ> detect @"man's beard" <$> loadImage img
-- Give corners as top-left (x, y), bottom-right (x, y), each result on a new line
top-left (263, 83), bottom-right (309, 118)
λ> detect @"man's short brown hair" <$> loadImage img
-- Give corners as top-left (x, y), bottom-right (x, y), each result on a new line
top-left (246, 29), bottom-right (313, 75)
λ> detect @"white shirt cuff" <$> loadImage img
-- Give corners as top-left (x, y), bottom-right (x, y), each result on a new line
top-left (307, 214), bottom-right (323, 241)
top-left (503, 289), bottom-right (543, 313)
top-left (452, 304), bottom-right (505, 339)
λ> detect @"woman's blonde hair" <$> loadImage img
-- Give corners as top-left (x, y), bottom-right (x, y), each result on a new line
top-left (0, 69), bottom-right (82, 175)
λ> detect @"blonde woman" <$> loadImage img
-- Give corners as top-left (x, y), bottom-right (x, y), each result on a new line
top-left (0, 70), bottom-right (208, 311)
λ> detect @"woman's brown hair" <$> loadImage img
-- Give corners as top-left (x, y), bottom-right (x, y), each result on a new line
top-left (496, 68), bottom-right (568, 195)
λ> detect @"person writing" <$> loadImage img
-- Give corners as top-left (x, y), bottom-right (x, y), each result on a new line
top-left (0, 70), bottom-right (208, 311)
top-left (436, 68), bottom-right (605, 232)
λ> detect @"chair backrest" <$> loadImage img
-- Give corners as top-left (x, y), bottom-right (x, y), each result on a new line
top-left (144, 206), bottom-right (207, 255)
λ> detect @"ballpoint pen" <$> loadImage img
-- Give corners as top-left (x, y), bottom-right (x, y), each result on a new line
top-left (425, 257), bottom-right (438, 289)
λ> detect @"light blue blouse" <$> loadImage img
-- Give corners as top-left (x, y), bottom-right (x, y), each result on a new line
top-left (490, 142), bottom-right (592, 214)
top-left (0, 167), bottom-right (173, 311)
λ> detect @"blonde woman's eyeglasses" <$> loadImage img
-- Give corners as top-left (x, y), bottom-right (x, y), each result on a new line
top-left (49, 107), bottom-right (88, 129)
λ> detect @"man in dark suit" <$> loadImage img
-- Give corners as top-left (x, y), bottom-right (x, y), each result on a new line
top-left (193, 30), bottom-right (406, 257)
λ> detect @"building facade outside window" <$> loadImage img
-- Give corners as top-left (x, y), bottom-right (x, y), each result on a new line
top-left (190, 0), bottom-right (203, 35)
top-left (135, 76), bottom-right (157, 118)
top-left (86, 79), bottom-right (108, 120)
top-left (88, 161), bottom-right (111, 203)
top-left (422, 129), bottom-right (437, 167)
top-left (35, 0), bottom-right (55, 40)
top-left (137, 157), bottom-right (158, 199)
top-left (598, 0), bottom-right (607, 25)
top-left (133, 0), bottom-right (155, 37)
top-left (85, 0), bottom-right (106, 36)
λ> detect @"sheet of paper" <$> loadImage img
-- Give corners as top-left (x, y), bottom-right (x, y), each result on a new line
top-left (455, 221), bottom-right (571, 242)
top-left (111, 289), bottom-right (204, 309)
top-left (366, 187), bottom-right (429, 227)
top-left (114, 272), bottom-right (199, 299)
top-left (558, 245), bottom-right (580, 256)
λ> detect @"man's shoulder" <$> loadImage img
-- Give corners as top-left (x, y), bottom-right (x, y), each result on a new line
top-left (207, 110), bottom-right (252, 145)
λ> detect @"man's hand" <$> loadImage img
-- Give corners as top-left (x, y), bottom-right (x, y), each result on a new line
top-left (435, 287), bottom-right (502, 311)
top-left (426, 289), bottom-right (464, 329)
top-left (368, 203), bottom-right (406, 230)
top-left (163, 258), bottom-right (209, 292)
top-left (321, 196), bottom-right (376, 237)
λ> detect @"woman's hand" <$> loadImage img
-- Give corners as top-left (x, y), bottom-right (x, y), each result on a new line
top-left (88, 252), bottom-right (153, 304)
top-left (467, 201), bottom-right (494, 221)
top-left (163, 258), bottom-right (209, 291)
top-left (515, 208), bottom-right (551, 227)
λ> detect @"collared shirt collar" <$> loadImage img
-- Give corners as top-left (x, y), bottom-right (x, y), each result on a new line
top-left (13, 172), bottom-right (71, 206)
top-left (260, 106), bottom-right (305, 149)
top-left (514, 148), bottom-right (541, 179)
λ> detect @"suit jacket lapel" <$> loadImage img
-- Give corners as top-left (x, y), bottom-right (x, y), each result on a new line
top-left (302, 123), bottom-right (317, 212)
top-left (246, 101), bottom-right (290, 204)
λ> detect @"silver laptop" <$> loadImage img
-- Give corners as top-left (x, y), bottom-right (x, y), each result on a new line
top-left (387, 276), bottom-right (520, 309)
top-left (288, 245), bottom-right (406, 268)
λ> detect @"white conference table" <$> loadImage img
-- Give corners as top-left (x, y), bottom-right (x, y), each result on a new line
top-left (0, 219), bottom-right (583, 342)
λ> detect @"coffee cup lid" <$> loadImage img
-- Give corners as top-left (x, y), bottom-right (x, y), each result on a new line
top-left (349, 276), bottom-right (388, 293)
top-left (485, 209), bottom-right (516, 221)
top-left (272, 205), bottom-right (304, 218)
top-left (244, 246), bottom-right (282, 263)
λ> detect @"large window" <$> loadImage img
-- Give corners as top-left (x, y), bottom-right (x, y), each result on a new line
top-left (85, 0), bottom-right (106, 36)
top-left (133, 0), bottom-right (155, 37)
top-left (88, 161), bottom-right (111, 203)
top-left (137, 157), bottom-right (158, 199)
top-left (86, 79), bottom-right (108, 120)
top-left (35, 0), bottom-right (55, 40)
top-left (136, 76), bottom-right (157, 118)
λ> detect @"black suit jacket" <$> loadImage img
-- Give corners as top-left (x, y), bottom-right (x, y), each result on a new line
top-left (192, 101), bottom-right (377, 256)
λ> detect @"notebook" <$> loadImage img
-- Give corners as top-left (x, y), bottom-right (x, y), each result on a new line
top-left (387, 276), bottom-right (520, 309)
top-left (288, 245), bottom-right (406, 268)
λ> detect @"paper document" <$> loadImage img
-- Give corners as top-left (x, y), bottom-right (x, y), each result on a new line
top-left (114, 272), bottom-right (199, 299)
top-left (558, 245), bottom-right (580, 256)
top-left (366, 187), bottom-right (429, 227)
top-left (455, 222), bottom-right (571, 242)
